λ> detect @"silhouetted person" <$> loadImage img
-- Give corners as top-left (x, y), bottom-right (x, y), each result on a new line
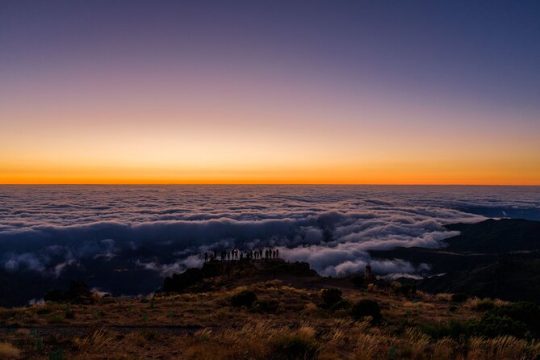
top-left (204, 252), bottom-right (208, 262)
top-left (365, 264), bottom-right (375, 283)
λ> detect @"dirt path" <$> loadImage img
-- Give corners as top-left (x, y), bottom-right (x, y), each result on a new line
top-left (0, 324), bottom-right (207, 337)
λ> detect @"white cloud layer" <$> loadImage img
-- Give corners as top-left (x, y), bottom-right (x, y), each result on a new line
top-left (1, 185), bottom-right (539, 278)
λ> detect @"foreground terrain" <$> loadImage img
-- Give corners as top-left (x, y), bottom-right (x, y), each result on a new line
top-left (1, 260), bottom-right (540, 359)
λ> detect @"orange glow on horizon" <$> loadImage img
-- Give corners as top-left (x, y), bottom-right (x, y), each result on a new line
top-left (2, 1), bottom-right (540, 187)
top-left (2, 159), bottom-right (539, 185)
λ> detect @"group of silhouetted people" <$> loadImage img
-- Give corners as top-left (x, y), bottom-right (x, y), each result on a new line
top-left (203, 248), bottom-right (279, 263)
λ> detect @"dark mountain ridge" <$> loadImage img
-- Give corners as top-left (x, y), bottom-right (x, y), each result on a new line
top-left (371, 218), bottom-right (540, 302)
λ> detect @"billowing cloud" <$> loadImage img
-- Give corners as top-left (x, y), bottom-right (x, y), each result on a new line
top-left (4, 253), bottom-right (45, 272)
top-left (0, 185), bottom-right (539, 285)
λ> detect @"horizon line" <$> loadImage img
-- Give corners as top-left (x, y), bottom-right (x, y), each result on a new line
top-left (1, 183), bottom-right (539, 187)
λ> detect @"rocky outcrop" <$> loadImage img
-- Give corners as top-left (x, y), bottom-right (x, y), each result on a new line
top-left (162, 259), bottom-right (317, 293)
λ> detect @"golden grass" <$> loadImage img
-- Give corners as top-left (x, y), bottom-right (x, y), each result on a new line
top-left (435, 293), bottom-right (453, 302)
top-left (0, 342), bottom-right (21, 359)
top-left (464, 297), bottom-right (510, 312)
top-left (432, 337), bottom-right (460, 360)
top-left (74, 328), bottom-right (117, 353)
top-left (467, 336), bottom-right (539, 360)
top-left (0, 282), bottom-right (538, 359)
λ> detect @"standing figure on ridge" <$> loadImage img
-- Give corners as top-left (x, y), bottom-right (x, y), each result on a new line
top-left (365, 264), bottom-right (375, 283)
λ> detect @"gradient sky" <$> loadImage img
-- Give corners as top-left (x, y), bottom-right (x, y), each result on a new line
top-left (1, 0), bottom-right (540, 184)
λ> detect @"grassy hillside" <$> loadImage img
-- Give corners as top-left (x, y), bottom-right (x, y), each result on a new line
top-left (1, 260), bottom-right (540, 359)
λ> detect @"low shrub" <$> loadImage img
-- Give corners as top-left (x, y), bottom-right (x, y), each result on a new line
top-left (468, 302), bottom-right (540, 338)
top-left (0, 342), bottom-right (21, 359)
top-left (390, 281), bottom-right (417, 298)
top-left (421, 320), bottom-right (472, 339)
top-left (472, 299), bottom-right (495, 312)
top-left (44, 281), bottom-right (94, 305)
top-left (230, 290), bottom-right (257, 308)
top-left (254, 300), bottom-right (280, 313)
top-left (471, 314), bottom-right (528, 338)
top-left (395, 283), bottom-right (417, 297)
top-left (36, 307), bottom-right (51, 315)
top-left (270, 332), bottom-right (319, 360)
top-left (351, 276), bottom-right (367, 289)
top-left (483, 302), bottom-right (540, 337)
top-left (64, 308), bottom-right (75, 319)
top-left (351, 299), bottom-right (382, 324)
top-left (320, 288), bottom-right (342, 308)
top-left (47, 314), bottom-right (65, 324)
top-left (451, 293), bottom-right (469, 303)
top-left (421, 305), bottom-right (535, 340)
top-left (330, 299), bottom-right (351, 311)
top-left (49, 348), bottom-right (64, 360)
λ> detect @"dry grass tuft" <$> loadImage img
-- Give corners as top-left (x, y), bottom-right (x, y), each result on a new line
top-left (0, 342), bottom-right (21, 359)
top-left (432, 337), bottom-right (459, 360)
top-left (467, 336), bottom-right (538, 359)
top-left (404, 328), bottom-right (430, 357)
top-left (75, 328), bottom-right (116, 353)
top-left (435, 293), bottom-right (453, 302)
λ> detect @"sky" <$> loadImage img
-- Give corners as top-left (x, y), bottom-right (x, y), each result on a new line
top-left (1, 0), bottom-right (539, 185)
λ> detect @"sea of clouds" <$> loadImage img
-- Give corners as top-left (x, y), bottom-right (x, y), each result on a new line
top-left (1, 185), bottom-right (540, 284)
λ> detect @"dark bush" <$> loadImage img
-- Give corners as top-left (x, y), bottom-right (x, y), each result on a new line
top-left (472, 299), bottom-right (495, 312)
top-left (271, 333), bottom-right (319, 360)
top-left (64, 308), bottom-right (75, 319)
top-left (36, 307), bottom-right (51, 315)
top-left (420, 320), bottom-right (472, 339)
top-left (351, 299), bottom-right (382, 323)
top-left (44, 281), bottom-right (94, 304)
top-left (254, 299), bottom-right (279, 313)
top-left (320, 288), bottom-right (342, 308)
top-left (230, 290), bottom-right (257, 308)
top-left (330, 299), bottom-right (351, 311)
top-left (351, 276), bottom-right (367, 289)
top-left (421, 304), bottom-right (537, 340)
top-left (49, 348), bottom-right (65, 360)
top-left (395, 283), bottom-right (417, 297)
top-left (485, 302), bottom-right (540, 337)
top-left (451, 293), bottom-right (469, 303)
top-left (471, 314), bottom-right (528, 338)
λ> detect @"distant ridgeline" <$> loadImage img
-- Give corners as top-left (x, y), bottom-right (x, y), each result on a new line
top-left (370, 219), bottom-right (540, 302)
top-left (454, 205), bottom-right (540, 221)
